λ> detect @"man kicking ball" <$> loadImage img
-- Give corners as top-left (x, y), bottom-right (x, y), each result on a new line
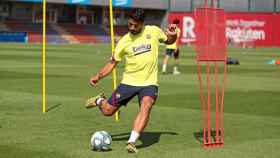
top-left (86, 9), bottom-right (177, 153)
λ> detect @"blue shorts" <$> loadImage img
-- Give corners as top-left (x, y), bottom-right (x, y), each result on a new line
top-left (108, 84), bottom-right (158, 107)
top-left (166, 49), bottom-right (180, 59)
top-left (166, 49), bottom-right (175, 56)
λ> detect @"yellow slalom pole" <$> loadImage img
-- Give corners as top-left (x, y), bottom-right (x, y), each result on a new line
top-left (42, 0), bottom-right (47, 113)
top-left (109, 0), bottom-right (119, 121)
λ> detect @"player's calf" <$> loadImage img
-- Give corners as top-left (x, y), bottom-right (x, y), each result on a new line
top-left (99, 101), bottom-right (118, 116)
top-left (85, 94), bottom-right (118, 116)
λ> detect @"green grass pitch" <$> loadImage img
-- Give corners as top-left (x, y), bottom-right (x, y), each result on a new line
top-left (0, 43), bottom-right (280, 158)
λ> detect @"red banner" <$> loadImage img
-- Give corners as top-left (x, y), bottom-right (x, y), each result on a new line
top-left (274, 13), bottom-right (280, 46)
top-left (169, 12), bottom-right (280, 47)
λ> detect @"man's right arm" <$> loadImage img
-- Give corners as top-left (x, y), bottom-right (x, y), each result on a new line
top-left (156, 25), bottom-right (177, 45)
top-left (90, 36), bottom-right (125, 86)
top-left (164, 24), bottom-right (178, 45)
top-left (90, 59), bottom-right (119, 86)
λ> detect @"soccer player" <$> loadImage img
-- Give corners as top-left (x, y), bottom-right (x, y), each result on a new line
top-left (161, 19), bottom-right (181, 75)
top-left (85, 9), bottom-right (177, 153)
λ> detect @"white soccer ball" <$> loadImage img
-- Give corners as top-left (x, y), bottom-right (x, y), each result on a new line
top-left (90, 131), bottom-right (112, 151)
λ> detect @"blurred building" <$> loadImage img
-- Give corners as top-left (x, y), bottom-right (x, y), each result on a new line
top-left (2, 0), bottom-right (167, 25)
top-left (0, 0), bottom-right (280, 46)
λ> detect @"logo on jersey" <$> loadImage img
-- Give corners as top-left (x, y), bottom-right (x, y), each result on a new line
top-left (146, 34), bottom-right (151, 39)
top-left (133, 44), bottom-right (152, 56)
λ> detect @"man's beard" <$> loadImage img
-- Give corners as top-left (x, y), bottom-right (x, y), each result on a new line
top-left (130, 30), bottom-right (140, 35)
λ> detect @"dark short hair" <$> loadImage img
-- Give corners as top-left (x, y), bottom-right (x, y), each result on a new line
top-left (129, 9), bottom-right (145, 22)
top-left (173, 19), bottom-right (180, 25)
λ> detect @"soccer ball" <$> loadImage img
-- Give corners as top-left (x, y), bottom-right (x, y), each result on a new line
top-left (90, 131), bottom-right (112, 151)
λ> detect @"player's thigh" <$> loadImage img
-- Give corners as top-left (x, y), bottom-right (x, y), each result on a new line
top-left (174, 49), bottom-right (180, 59)
top-left (108, 84), bottom-right (138, 107)
top-left (138, 85), bottom-right (158, 106)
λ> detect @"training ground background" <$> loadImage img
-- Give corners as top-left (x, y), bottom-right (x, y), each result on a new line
top-left (0, 43), bottom-right (280, 158)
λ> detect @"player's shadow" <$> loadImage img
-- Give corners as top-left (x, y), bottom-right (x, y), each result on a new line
top-left (193, 129), bottom-right (221, 144)
top-left (46, 103), bottom-right (62, 112)
top-left (193, 131), bottom-right (204, 144)
top-left (111, 131), bottom-right (178, 149)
